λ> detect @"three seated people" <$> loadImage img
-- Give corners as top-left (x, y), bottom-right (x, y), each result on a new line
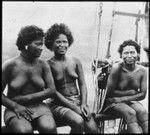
top-left (2, 23), bottom-right (148, 133)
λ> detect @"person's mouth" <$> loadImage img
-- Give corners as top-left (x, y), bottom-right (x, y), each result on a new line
top-left (126, 59), bottom-right (134, 63)
top-left (59, 48), bottom-right (67, 52)
top-left (36, 51), bottom-right (42, 56)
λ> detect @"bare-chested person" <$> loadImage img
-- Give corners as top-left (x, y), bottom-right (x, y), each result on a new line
top-left (2, 25), bottom-right (57, 133)
top-left (103, 40), bottom-right (148, 133)
top-left (44, 23), bottom-right (99, 133)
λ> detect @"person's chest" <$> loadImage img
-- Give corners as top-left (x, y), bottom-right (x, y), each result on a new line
top-left (50, 60), bottom-right (78, 81)
top-left (117, 69), bottom-right (142, 90)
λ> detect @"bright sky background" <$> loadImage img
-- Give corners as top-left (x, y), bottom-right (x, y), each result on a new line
top-left (2, 2), bottom-right (148, 124)
top-left (2, 2), bottom-right (147, 64)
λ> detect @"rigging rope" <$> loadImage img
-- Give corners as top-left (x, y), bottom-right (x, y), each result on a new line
top-left (95, 2), bottom-right (103, 60)
top-left (98, 2), bottom-right (117, 113)
top-left (92, 2), bottom-right (103, 113)
top-left (92, 2), bottom-right (147, 113)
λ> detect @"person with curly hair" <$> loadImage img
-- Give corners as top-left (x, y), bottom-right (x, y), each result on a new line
top-left (45, 23), bottom-right (99, 133)
top-left (103, 39), bottom-right (148, 133)
top-left (2, 25), bottom-right (57, 133)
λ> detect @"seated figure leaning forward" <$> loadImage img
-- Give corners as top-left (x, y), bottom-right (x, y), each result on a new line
top-left (102, 39), bottom-right (148, 133)
top-left (2, 25), bottom-right (57, 133)
top-left (44, 23), bottom-right (99, 133)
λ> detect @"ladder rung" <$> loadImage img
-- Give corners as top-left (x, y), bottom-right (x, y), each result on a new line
top-left (114, 11), bottom-right (149, 19)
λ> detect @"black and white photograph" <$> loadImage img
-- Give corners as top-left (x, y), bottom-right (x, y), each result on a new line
top-left (1, 1), bottom-right (149, 134)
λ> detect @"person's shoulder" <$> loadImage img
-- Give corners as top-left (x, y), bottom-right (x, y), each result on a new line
top-left (47, 57), bottom-right (55, 66)
top-left (38, 58), bottom-right (50, 68)
top-left (136, 64), bottom-right (147, 73)
top-left (137, 63), bottom-right (146, 69)
top-left (111, 61), bottom-right (122, 71)
top-left (69, 56), bottom-right (81, 64)
top-left (108, 62), bottom-right (122, 76)
top-left (2, 55), bottom-right (19, 68)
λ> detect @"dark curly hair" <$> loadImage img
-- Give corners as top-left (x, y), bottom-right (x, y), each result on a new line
top-left (118, 39), bottom-right (141, 58)
top-left (16, 25), bottom-right (44, 50)
top-left (44, 23), bottom-right (74, 51)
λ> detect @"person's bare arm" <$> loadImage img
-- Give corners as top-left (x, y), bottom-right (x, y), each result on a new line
top-left (106, 64), bottom-right (120, 97)
top-left (76, 58), bottom-right (87, 105)
top-left (108, 67), bottom-right (147, 103)
top-left (12, 60), bottom-right (56, 104)
top-left (55, 91), bottom-right (82, 115)
top-left (47, 59), bottom-right (83, 115)
top-left (2, 60), bottom-right (33, 121)
top-left (2, 60), bottom-right (20, 109)
top-left (119, 68), bottom-right (147, 102)
top-left (112, 89), bottom-right (138, 97)
top-left (76, 58), bottom-right (91, 120)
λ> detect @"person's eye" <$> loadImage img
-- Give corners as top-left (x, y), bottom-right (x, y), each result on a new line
top-left (124, 52), bottom-right (128, 55)
top-left (37, 43), bottom-right (43, 46)
top-left (56, 41), bottom-right (61, 44)
top-left (63, 41), bottom-right (68, 44)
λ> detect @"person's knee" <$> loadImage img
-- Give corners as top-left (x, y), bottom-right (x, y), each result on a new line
top-left (38, 120), bottom-right (57, 133)
top-left (45, 123), bottom-right (57, 132)
top-left (40, 124), bottom-right (57, 133)
top-left (137, 108), bottom-right (147, 116)
top-left (138, 109), bottom-right (148, 122)
top-left (11, 123), bottom-right (33, 133)
top-left (85, 118), bottom-right (98, 133)
top-left (70, 116), bottom-right (84, 133)
top-left (75, 116), bottom-right (84, 127)
top-left (70, 115), bottom-right (84, 129)
top-left (8, 118), bottom-right (33, 133)
top-left (124, 109), bottom-right (137, 123)
top-left (86, 124), bottom-right (98, 133)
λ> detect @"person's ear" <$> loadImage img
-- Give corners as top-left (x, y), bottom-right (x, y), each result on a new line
top-left (137, 53), bottom-right (140, 60)
top-left (120, 54), bottom-right (122, 58)
top-left (52, 43), bottom-right (55, 51)
top-left (25, 45), bottom-right (29, 50)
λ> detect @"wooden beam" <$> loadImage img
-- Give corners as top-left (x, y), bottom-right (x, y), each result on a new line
top-left (114, 11), bottom-right (149, 19)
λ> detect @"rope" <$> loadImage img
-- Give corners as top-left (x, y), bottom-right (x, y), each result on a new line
top-left (96, 2), bottom-right (103, 60)
top-left (97, 2), bottom-right (117, 113)
top-left (92, 2), bottom-right (103, 113)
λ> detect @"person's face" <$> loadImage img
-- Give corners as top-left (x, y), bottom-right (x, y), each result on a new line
top-left (53, 34), bottom-right (69, 55)
top-left (27, 37), bottom-right (43, 58)
top-left (122, 45), bottom-right (138, 65)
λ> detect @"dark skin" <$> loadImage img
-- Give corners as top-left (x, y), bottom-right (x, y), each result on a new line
top-left (107, 63), bottom-right (147, 102)
top-left (49, 56), bottom-right (90, 118)
top-left (107, 46), bottom-right (147, 102)
top-left (49, 34), bottom-right (90, 120)
top-left (106, 45), bottom-right (148, 133)
top-left (2, 37), bottom-right (57, 133)
top-left (48, 33), bottom-right (98, 133)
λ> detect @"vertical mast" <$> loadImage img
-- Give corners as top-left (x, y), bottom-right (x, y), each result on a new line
top-left (105, 2), bottom-right (116, 59)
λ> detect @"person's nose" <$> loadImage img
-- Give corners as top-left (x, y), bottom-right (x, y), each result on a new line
top-left (59, 42), bottom-right (65, 47)
top-left (127, 53), bottom-right (132, 57)
top-left (38, 45), bottom-right (43, 51)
